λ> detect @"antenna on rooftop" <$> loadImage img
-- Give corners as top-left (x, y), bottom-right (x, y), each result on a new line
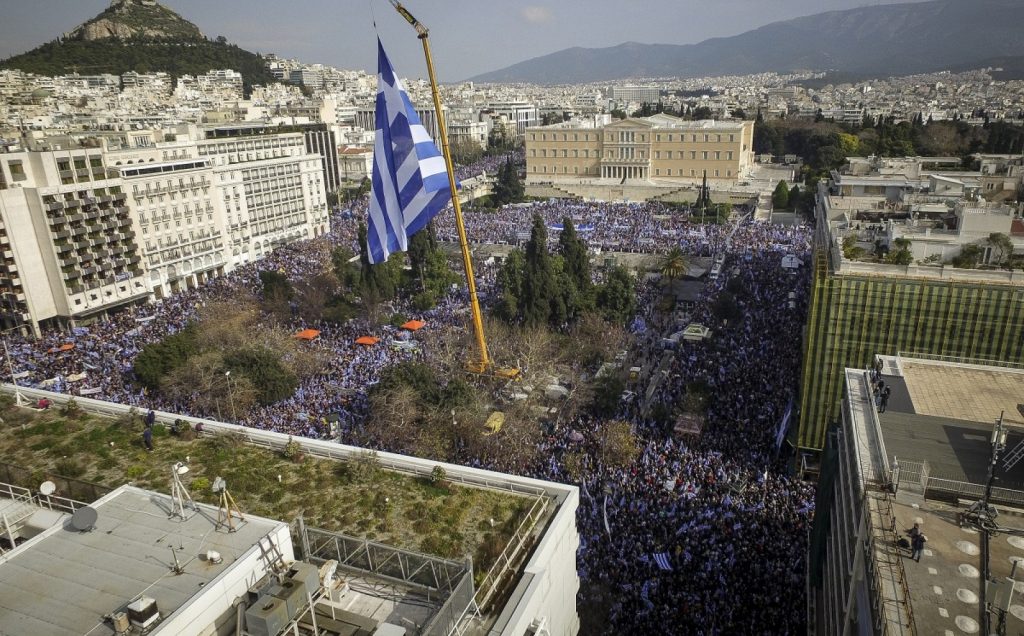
top-left (168, 462), bottom-right (195, 520)
top-left (70, 505), bottom-right (98, 532)
top-left (212, 476), bottom-right (244, 532)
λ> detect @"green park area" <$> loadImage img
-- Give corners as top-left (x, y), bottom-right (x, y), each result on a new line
top-left (0, 396), bottom-right (537, 585)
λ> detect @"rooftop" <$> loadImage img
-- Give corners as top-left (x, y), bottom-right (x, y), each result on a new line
top-left (0, 485), bottom-right (286, 636)
top-left (876, 354), bottom-right (1024, 494)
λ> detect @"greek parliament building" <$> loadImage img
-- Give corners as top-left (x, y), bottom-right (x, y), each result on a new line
top-left (797, 180), bottom-right (1024, 458)
top-left (524, 115), bottom-right (755, 186)
top-left (0, 123), bottom-right (331, 336)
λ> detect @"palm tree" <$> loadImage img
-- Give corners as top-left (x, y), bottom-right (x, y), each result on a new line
top-left (660, 247), bottom-right (689, 282)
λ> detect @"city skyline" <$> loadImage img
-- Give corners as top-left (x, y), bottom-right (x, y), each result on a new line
top-left (0, 0), bottom-right (934, 81)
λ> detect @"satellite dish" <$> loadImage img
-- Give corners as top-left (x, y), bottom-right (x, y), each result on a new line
top-left (39, 481), bottom-right (56, 496)
top-left (70, 506), bottom-right (98, 531)
top-left (212, 477), bottom-right (226, 493)
top-left (174, 462), bottom-right (189, 476)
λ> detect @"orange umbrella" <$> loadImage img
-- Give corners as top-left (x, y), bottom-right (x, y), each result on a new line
top-left (400, 320), bottom-right (426, 331)
top-left (355, 336), bottom-right (380, 346)
top-left (293, 328), bottom-right (321, 341)
top-left (59, 343), bottom-right (75, 351)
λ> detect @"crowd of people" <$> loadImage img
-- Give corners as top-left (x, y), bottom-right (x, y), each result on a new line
top-left (4, 152), bottom-right (816, 633)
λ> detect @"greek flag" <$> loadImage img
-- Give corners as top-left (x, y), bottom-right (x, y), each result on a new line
top-left (652, 552), bottom-right (673, 571)
top-left (367, 39), bottom-right (454, 264)
top-left (775, 397), bottom-right (794, 450)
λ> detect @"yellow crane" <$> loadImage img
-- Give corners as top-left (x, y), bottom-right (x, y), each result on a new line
top-left (388, 0), bottom-right (519, 381)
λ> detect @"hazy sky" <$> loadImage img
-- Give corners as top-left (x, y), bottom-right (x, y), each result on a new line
top-left (0, 0), bottom-right (930, 81)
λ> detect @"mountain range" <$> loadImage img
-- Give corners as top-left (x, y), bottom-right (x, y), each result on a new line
top-left (468, 0), bottom-right (1024, 84)
top-left (0, 0), bottom-right (276, 93)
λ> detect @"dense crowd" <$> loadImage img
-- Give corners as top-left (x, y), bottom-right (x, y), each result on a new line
top-left (4, 156), bottom-right (815, 633)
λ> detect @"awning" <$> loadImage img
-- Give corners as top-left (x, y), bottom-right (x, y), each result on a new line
top-left (59, 343), bottom-right (75, 351)
top-left (355, 336), bottom-right (380, 346)
top-left (401, 320), bottom-right (426, 331)
top-left (293, 329), bottom-right (321, 341)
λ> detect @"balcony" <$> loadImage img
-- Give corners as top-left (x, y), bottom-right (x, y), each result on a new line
top-left (82, 197), bottom-right (96, 206)
top-left (55, 243), bottom-right (73, 255)
top-left (51, 229), bottom-right (71, 241)
top-left (129, 255), bottom-right (142, 264)
top-left (70, 226), bottom-right (87, 237)
top-left (68, 213), bottom-right (85, 224)
top-left (59, 169), bottom-right (73, 179)
top-left (62, 269), bottom-right (81, 280)
top-left (46, 201), bottom-right (64, 212)
top-left (59, 257), bottom-right (78, 268)
top-left (76, 168), bottom-right (90, 177)
top-left (84, 209), bottom-right (100, 221)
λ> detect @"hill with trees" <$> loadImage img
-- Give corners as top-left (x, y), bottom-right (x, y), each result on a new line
top-left (0, 0), bottom-right (276, 94)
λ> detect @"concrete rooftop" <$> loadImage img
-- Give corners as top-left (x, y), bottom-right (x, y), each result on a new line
top-left (0, 485), bottom-right (286, 636)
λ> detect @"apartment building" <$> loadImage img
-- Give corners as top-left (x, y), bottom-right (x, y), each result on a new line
top-left (526, 115), bottom-right (755, 185)
top-left (608, 85), bottom-right (661, 105)
top-left (0, 148), bottom-right (146, 335)
top-left (196, 125), bottom-right (330, 264)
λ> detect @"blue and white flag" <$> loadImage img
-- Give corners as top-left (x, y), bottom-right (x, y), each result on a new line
top-left (775, 397), bottom-right (794, 450)
top-left (368, 39), bottom-right (455, 264)
top-left (652, 552), bottom-right (673, 571)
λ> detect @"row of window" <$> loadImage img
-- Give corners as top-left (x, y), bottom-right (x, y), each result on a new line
top-left (529, 131), bottom-right (740, 143)
top-left (530, 165), bottom-right (733, 177)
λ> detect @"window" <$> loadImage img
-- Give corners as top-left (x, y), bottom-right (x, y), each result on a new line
top-left (715, 170), bottom-right (720, 177)
top-left (655, 169), bottom-right (660, 176)
top-left (702, 151), bottom-right (708, 160)
top-left (729, 134), bottom-right (735, 142)
top-left (8, 161), bottom-right (26, 182)
top-left (655, 151), bottom-right (661, 159)
top-left (715, 151), bottom-right (721, 160)
top-left (690, 151), bottom-right (697, 159)
top-left (656, 134), bottom-right (661, 142)
top-left (727, 151), bottom-right (734, 160)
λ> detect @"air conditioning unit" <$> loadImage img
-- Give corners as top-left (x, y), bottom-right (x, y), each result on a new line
top-left (273, 578), bottom-right (307, 617)
top-left (245, 596), bottom-right (289, 636)
top-left (126, 596), bottom-right (159, 629)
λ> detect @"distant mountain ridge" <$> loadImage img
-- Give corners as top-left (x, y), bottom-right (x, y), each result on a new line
top-left (468, 0), bottom-right (1024, 84)
top-left (0, 0), bottom-right (276, 94)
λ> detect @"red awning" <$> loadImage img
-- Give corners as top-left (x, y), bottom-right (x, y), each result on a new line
top-left (293, 329), bottom-right (321, 341)
top-left (401, 320), bottom-right (426, 331)
top-left (355, 336), bottom-right (380, 346)
top-left (59, 343), bottom-right (75, 351)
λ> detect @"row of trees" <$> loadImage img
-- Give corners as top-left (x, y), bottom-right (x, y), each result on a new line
top-left (753, 114), bottom-right (1024, 188)
top-left (495, 215), bottom-right (636, 328)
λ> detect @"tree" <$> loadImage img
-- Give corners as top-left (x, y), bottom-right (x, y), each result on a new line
top-left (691, 106), bottom-right (713, 120)
top-left (596, 266), bottom-right (636, 326)
top-left (772, 180), bottom-right (790, 209)
top-left (224, 347), bottom-right (298, 406)
top-left (788, 185), bottom-right (801, 211)
top-left (596, 420), bottom-right (640, 472)
top-left (884, 238), bottom-right (913, 265)
top-left (495, 249), bottom-right (526, 324)
top-left (610, 108), bottom-right (627, 120)
top-left (711, 291), bottom-right (741, 324)
top-left (521, 214), bottom-right (556, 327)
top-left (133, 326), bottom-right (200, 391)
top-left (987, 232), bottom-right (1013, 265)
top-left (356, 222), bottom-right (401, 304)
top-left (558, 218), bottom-right (592, 299)
top-left (491, 156), bottom-right (524, 207)
top-left (259, 270), bottom-right (293, 301)
top-left (952, 243), bottom-right (983, 268)
top-left (660, 247), bottom-right (689, 281)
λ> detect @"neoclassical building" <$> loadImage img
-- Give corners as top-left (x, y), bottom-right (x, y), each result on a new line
top-left (525, 114), bottom-right (755, 185)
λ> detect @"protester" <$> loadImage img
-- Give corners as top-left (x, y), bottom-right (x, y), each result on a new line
top-left (4, 170), bottom-right (815, 633)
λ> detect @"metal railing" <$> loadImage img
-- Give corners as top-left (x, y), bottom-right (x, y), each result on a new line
top-left (896, 352), bottom-right (1024, 372)
top-left (864, 491), bottom-right (917, 636)
top-left (474, 490), bottom-right (550, 613)
top-left (892, 456), bottom-right (1024, 507)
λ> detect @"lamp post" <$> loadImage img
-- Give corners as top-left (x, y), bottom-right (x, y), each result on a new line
top-left (224, 371), bottom-right (236, 422)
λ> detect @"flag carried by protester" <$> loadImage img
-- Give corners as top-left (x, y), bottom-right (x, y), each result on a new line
top-left (652, 552), bottom-right (673, 571)
top-left (775, 397), bottom-right (794, 450)
top-left (367, 39), bottom-right (456, 264)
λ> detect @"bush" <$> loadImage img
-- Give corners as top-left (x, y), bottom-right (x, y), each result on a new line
top-left (411, 291), bottom-right (436, 311)
top-left (55, 458), bottom-right (84, 478)
top-left (60, 398), bottom-right (83, 419)
top-left (283, 436), bottom-right (304, 463)
top-left (191, 476), bottom-right (211, 492)
top-left (224, 347), bottom-right (298, 406)
top-left (430, 465), bottom-right (447, 485)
